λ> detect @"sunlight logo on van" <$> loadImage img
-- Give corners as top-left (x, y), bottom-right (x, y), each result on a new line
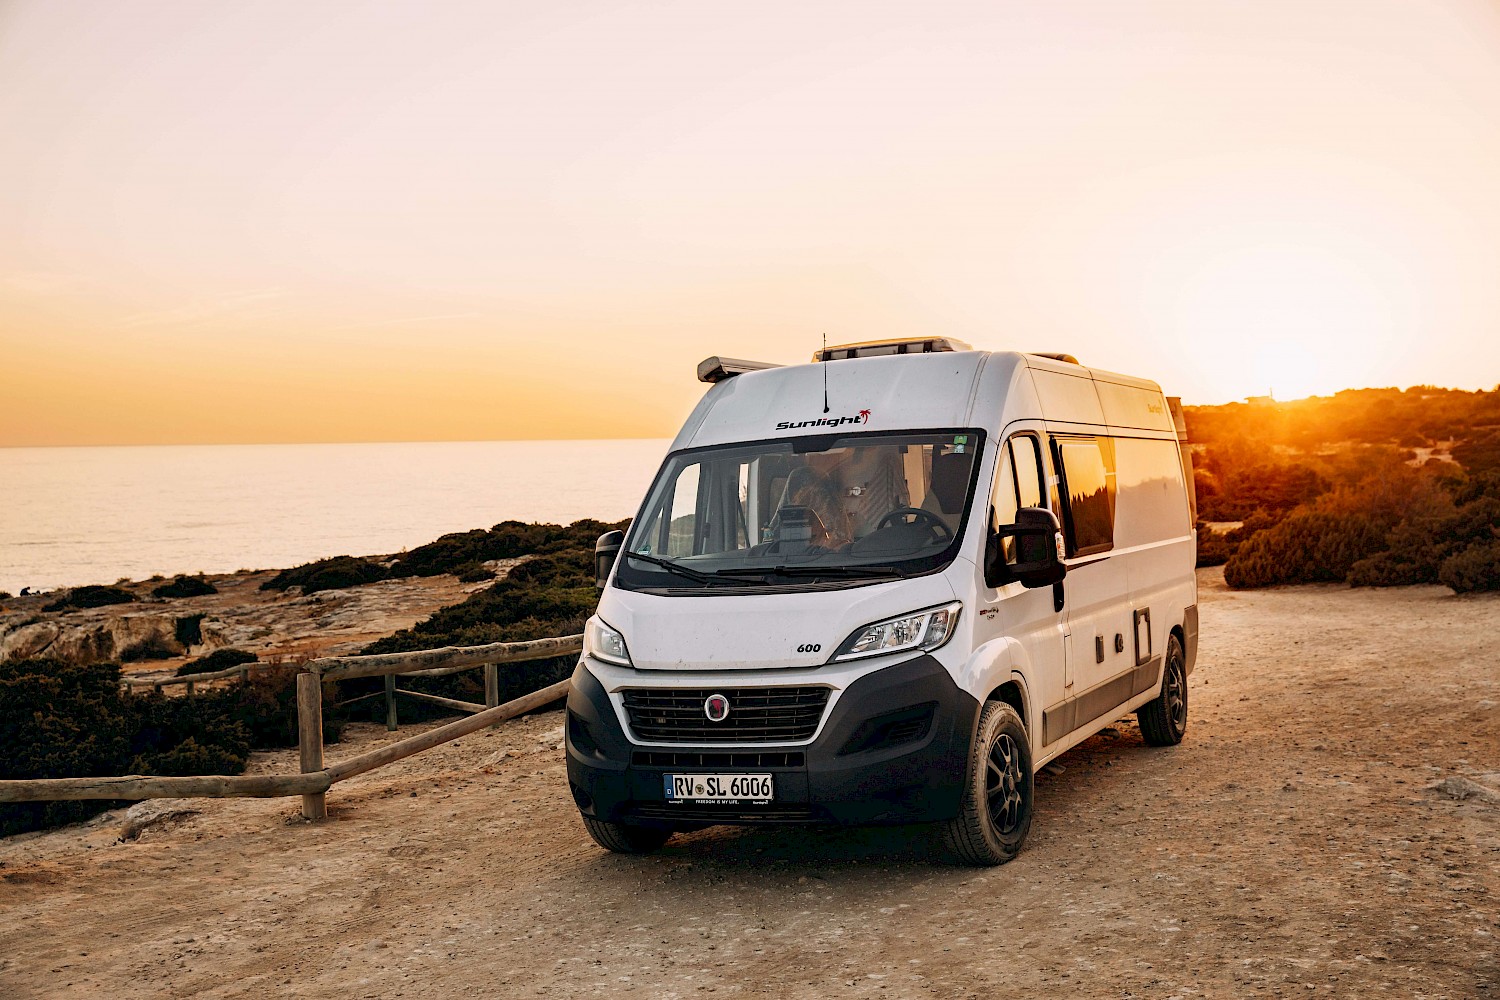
top-left (775, 409), bottom-right (872, 431)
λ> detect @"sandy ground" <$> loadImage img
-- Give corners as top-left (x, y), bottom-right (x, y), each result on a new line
top-left (2, 568), bottom-right (1497, 998)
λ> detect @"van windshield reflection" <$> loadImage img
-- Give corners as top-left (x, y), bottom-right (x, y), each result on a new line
top-left (615, 431), bottom-right (982, 590)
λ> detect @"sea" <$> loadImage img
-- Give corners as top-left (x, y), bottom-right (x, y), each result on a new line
top-left (0, 440), bottom-right (673, 595)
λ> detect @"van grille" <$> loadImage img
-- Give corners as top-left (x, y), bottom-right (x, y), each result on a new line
top-left (621, 687), bottom-right (831, 744)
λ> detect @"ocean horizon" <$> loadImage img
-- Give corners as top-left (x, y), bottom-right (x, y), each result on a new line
top-left (0, 439), bottom-right (673, 594)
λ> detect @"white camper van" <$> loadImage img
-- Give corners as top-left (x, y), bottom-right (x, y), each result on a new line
top-left (566, 340), bottom-right (1198, 865)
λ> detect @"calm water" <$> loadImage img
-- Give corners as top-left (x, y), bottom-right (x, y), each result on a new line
top-left (0, 440), bottom-right (672, 594)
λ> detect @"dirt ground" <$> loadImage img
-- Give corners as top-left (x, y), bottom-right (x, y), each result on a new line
top-left (2, 568), bottom-right (1497, 999)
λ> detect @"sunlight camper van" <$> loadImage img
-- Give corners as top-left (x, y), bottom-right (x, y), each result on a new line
top-left (566, 341), bottom-right (1198, 865)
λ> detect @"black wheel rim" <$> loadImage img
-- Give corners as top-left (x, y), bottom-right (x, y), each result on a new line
top-left (1166, 654), bottom-right (1187, 734)
top-left (985, 733), bottom-right (1025, 835)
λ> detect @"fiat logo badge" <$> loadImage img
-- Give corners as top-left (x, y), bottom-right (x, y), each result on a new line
top-left (704, 693), bottom-right (730, 722)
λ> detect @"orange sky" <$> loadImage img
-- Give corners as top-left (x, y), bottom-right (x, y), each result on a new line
top-left (2, 0), bottom-right (1499, 446)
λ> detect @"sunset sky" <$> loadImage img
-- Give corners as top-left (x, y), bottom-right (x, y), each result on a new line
top-left (2, 0), bottom-right (1499, 446)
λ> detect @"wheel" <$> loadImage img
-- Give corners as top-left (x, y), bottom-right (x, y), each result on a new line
top-left (581, 815), bottom-right (673, 854)
top-left (1137, 634), bottom-right (1188, 746)
top-left (940, 701), bottom-right (1033, 866)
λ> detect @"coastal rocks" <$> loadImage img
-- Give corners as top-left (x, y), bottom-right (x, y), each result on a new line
top-left (120, 800), bottom-right (199, 841)
top-left (0, 565), bottom-right (478, 673)
top-left (0, 611), bottom-right (182, 666)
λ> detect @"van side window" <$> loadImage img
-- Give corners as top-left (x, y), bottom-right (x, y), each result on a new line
top-left (1055, 437), bottom-right (1116, 557)
top-left (1012, 436), bottom-right (1044, 511)
top-left (991, 435), bottom-right (1046, 567)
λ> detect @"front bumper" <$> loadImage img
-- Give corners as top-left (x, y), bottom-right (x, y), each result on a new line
top-left (564, 654), bottom-right (980, 828)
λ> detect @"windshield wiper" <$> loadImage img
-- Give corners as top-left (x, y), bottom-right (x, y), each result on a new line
top-left (622, 551), bottom-right (717, 584)
top-left (712, 564), bottom-right (907, 580)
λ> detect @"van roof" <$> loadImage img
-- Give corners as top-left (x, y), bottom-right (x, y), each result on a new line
top-left (673, 350), bottom-right (1174, 451)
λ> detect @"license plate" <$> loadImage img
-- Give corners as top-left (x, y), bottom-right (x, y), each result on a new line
top-left (664, 773), bottom-right (774, 804)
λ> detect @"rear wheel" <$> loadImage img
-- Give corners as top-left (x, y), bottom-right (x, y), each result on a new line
top-left (940, 701), bottom-right (1033, 866)
top-left (581, 815), bottom-right (672, 854)
top-left (1137, 634), bottom-right (1188, 746)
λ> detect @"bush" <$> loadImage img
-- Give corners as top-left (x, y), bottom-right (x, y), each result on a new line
top-left (260, 556), bottom-right (388, 595)
top-left (177, 648), bottom-right (258, 676)
top-left (0, 656), bottom-right (347, 836)
top-left (1225, 510), bottom-right (1388, 589)
top-left (1195, 525), bottom-right (1232, 567)
top-left (389, 519), bottom-right (627, 578)
top-left (1439, 541), bottom-right (1500, 594)
top-left (42, 585), bottom-right (138, 612)
top-left (152, 575), bottom-right (218, 599)
top-left (455, 563), bottom-right (497, 583)
top-left (119, 635), bottom-right (182, 662)
top-left (0, 591), bottom-right (12, 600)
top-left (0, 658), bottom-right (139, 834)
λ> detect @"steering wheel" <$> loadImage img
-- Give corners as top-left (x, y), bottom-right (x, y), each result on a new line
top-left (875, 507), bottom-right (954, 541)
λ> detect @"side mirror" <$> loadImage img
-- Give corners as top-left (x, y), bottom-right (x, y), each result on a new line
top-left (987, 507), bottom-right (1067, 589)
top-left (594, 530), bottom-right (624, 589)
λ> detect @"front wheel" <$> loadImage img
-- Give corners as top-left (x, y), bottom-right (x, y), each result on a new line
top-left (1137, 634), bottom-right (1188, 746)
top-left (940, 701), bottom-right (1033, 866)
top-left (581, 815), bottom-right (672, 854)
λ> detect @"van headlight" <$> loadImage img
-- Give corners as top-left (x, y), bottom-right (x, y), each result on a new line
top-left (585, 617), bottom-right (632, 667)
top-left (831, 601), bottom-right (963, 662)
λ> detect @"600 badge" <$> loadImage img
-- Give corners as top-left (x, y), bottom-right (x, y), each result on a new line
top-left (796, 643), bottom-right (821, 653)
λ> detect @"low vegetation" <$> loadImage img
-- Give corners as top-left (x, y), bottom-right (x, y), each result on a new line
top-left (176, 647), bottom-right (258, 676)
top-left (42, 584), bottom-right (138, 612)
top-left (152, 575), bottom-right (218, 599)
top-left (1187, 386), bottom-right (1500, 592)
top-left (0, 657), bottom-right (343, 837)
top-left (259, 555), bottom-right (389, 595)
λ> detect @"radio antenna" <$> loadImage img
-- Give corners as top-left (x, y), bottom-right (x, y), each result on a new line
top-left (821, 332), bottom-right (830, 413)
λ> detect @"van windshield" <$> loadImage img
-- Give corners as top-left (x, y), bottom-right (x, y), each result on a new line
top-left (615, 430), bottom-right (983, 591)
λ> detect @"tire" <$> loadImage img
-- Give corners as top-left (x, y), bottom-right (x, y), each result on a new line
top-left (581, 815), bottom-right (673, 854)
top-left (940, 701), bottom-right (1033, 866)
top-left (1137, 634), bottom-right (1188, 747)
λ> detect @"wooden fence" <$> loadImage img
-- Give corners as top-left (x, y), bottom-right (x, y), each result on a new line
top-left (0, 634), bottom-right (584, 820)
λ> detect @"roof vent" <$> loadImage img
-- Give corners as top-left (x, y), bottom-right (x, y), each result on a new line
top-left (697, 356), bottom-right (782, 383)
top-left (813, 336), bottom-right (972, 362)
top-left (1031, 352), bottom-right (1081, 365)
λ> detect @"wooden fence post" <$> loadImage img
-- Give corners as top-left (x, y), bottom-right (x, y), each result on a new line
top-left (297, 672), bottom-right (326, 820)
top-left (384, 674), bottom-right (398, 731)
top-left (484, 663), bottom-right (500, 727)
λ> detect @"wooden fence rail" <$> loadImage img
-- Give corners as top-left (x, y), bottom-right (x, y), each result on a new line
top-left (2, 634), bottom-right (583, 820)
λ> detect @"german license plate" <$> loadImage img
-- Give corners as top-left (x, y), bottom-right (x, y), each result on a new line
top-left (664, 773), bottom-right (774, 804)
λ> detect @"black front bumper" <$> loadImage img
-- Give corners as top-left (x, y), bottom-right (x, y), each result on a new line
top-left (564, 654), bottom-right (980, 828)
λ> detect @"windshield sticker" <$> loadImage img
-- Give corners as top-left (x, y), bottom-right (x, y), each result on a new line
top-left (775, 409), bottom-right (871, 431)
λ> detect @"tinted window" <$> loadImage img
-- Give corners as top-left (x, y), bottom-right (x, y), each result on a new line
top-left (991, 435), bottom-right (1047, 567)
top-left (1056, 437), bottom-right (1115, 556)
top-left (1112, 437), bottom-right (1190, 546)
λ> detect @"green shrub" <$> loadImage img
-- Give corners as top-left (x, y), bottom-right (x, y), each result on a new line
top-left (0, 591), bottom-right (12, 601)
top-left (1439, 540), bottom-right (1500, 594)
top-left (152, 575), bottom-right (218, 599)
top-left (1225, 510), bottom-right (1387, 589)
top-left (0, 656), bottom-right (345, 836)
top-left (390, 519), bottom-right (627, 578)
top-left (0, 658), bottom-right (138, 834)
top-left (42, 585), bottom-right (138, 612)
top-left (455, 562), bottom-right (497, 583)
top-left (1195, 525), bottom-right (1232, 568)
top-left (119, 635), bottom-right (182, 662)
top-left (177, 647), bottom-right (258, 676)
top-left (175, 613), bottom-right (208, 647)
top-left (260, 556), bottom-right (388, 594)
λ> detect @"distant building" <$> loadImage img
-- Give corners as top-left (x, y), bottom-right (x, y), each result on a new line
top-left (1245, 395), bottom-right (1275, 406)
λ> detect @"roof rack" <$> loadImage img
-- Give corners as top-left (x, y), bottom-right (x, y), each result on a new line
top-left (812, 336), bottom-right (972, 362)
top-left (697, 356), bottom-right (783, 384)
